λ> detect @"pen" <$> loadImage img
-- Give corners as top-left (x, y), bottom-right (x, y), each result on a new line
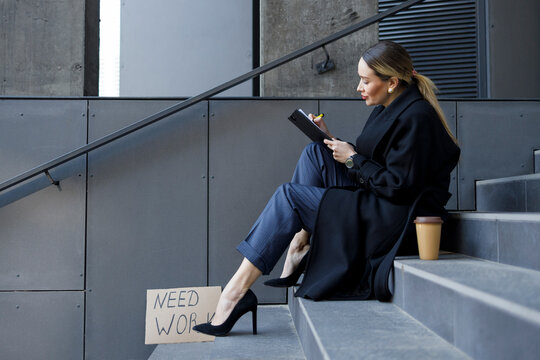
top-left (314, 113), bottom-right (324, 120)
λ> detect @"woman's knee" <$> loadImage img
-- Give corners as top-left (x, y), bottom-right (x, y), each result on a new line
top-left (302, 141), bottom-right (326, 157)
top-left (274, 182), bottom-right (298, 204)
top-left (275, 182), bottom-right (292, 197)
top-left (297, 142), bottom-right (326, 167)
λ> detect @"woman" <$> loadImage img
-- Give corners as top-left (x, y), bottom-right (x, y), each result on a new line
top-left (193, 40), bottom-right (460, 336)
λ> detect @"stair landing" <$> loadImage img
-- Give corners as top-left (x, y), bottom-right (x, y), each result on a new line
top-left (148, 305), bottom-right (305, 359)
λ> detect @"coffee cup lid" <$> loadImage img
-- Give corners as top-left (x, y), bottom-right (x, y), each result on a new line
top-left (414, 216), bottom-right (444, 224)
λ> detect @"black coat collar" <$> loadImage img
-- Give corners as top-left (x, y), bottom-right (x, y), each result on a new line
top-left (380, 83), bottom-right (424, 123)
top-left (359, 84), bottom-right (424, 158)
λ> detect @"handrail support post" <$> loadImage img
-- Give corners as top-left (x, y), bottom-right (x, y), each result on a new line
top-left (44, 170), bottom-right (60, 188)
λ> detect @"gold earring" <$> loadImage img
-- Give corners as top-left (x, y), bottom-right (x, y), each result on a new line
top-left (388, 88), bottom-right (394, 94)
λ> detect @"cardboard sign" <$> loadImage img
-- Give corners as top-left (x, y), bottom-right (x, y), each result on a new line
top-left (145, 286), bottom-right (221, 344)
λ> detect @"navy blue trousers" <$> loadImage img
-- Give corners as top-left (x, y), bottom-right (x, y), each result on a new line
top-left (237, 142), bottom-right (357, 275)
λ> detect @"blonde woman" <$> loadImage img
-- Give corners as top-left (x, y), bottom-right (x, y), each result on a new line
top-left (194, 40), bottom-right (460, 336)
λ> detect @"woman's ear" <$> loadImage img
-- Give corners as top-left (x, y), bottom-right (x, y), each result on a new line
top-left (388, 76), bottom-right (400, 92)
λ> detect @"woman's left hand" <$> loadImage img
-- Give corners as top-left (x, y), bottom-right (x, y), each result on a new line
top-left (323, 138), bottom-right (357, 163)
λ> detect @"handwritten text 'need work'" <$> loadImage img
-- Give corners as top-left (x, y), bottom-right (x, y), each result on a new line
top-left (145, 286), bottom-right (221, 344)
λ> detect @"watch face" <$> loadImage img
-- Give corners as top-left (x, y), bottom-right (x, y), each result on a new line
top-left (346, 157), bottom-right (354, 169)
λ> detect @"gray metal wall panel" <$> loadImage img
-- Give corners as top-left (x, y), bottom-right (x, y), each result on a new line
top-left (0, 99), bottom-right (86, 290)
top-left (86, 100), bottom-right (208, 360)
top-left (0, 99), bottom-right (87, 182)
top-left (208, 100), bottom-right (317, 304)
top-left (457, 101), bottom-right (540, 210)
top-left (0, 291), bottom-right (84, 359)
top-left (319, 100), bottom-right (372, 143)
top-left (440, 101), bottom-right (458, 210)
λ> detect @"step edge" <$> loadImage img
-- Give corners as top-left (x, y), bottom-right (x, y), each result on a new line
top-left (392, 304), bottom-right (473, 360)
top-left (476, 173), bottom-right (540, 185)
top-left (449, 212), bottom-right (540, 221)
top-left (394, 260), bottom-right (540, 326)
top-left (292, 292), bottom-right (331, 360)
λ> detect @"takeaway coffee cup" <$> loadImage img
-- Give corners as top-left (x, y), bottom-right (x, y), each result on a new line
top-left (414, 216), bottom-right (444, 260)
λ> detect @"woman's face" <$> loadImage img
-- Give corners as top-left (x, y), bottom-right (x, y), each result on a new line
top-left (356, 57), bottom-right (392, 107)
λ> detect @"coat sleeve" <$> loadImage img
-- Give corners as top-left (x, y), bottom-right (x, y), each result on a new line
top-left (346, 108), bottom-right (438, 201)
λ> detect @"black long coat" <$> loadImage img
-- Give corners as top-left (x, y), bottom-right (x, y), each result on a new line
top-left (295, 84), bottom-right (460, 301)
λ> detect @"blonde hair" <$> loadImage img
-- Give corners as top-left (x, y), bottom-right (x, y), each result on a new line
top-left (362, 41), bottom-right (457, 144)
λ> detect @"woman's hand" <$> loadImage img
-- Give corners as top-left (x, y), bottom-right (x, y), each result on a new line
top-left (308, 114), bottom-right (334, 139)
top-left (323, 138), bottom-right (357, 163)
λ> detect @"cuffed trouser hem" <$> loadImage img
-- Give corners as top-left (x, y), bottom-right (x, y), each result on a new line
top-left (236, 241), bottom-right (271, 275)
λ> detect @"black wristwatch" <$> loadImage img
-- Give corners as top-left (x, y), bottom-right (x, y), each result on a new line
top-left (345, 155), bottom-right (355, 169)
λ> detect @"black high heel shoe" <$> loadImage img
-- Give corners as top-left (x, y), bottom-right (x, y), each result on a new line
top-left (192, 289), bottom-right (258, 336)
top-left (264, 253), bottom-right (308, 288)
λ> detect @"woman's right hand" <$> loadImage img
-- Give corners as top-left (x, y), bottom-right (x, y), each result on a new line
top-left (309, 114), bottom-right (334, 138)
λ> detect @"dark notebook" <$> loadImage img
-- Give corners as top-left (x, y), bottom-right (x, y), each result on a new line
top-left (288, 109), bottom-right (331, 143)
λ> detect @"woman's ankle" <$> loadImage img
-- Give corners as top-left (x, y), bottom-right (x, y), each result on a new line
top-left (211, 258), bottom-right (261, 325)
top-left (280, 245), bottom-right (310, 278)
top-left (290, 230), bottom-right (310, 250)
top-left (212, 288), bottom-right (245, 325)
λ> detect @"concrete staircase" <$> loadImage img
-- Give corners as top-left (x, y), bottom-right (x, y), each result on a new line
top-left (151, 150), bottom-right (540, 359)
top-left (391, 149), bottom-right (540, 359)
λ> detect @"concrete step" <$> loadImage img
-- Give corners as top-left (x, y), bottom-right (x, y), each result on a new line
top-left (442, 212), bottom-right (540, 271)
top-left (394, 254), bottom-right (540, 360)
top-left (289, 287), bottom-right (469, 359)
top-left (476, 173), bottom-right (540, 212)
top-left (535, 150), bottom-right (540, 174)
top-left (148, 305), bottom-right (305, 360)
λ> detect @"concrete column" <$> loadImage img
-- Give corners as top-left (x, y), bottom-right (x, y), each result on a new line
top-left (0, 0), bottom-right (99, 96)
top-left (260, 0), bottom-right (378, 97)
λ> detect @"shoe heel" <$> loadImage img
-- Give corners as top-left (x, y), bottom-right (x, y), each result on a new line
top-left (252, 308), bottom-right (257, 335)
top-left (192, 289), bottom-right (258, 337)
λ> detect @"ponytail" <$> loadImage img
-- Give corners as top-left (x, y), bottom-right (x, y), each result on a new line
top-left (414, 73), bottom-right (458, 145)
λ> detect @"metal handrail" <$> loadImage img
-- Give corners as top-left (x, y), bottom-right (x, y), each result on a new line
top-left (0, 0), bottom-right (422, 193)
